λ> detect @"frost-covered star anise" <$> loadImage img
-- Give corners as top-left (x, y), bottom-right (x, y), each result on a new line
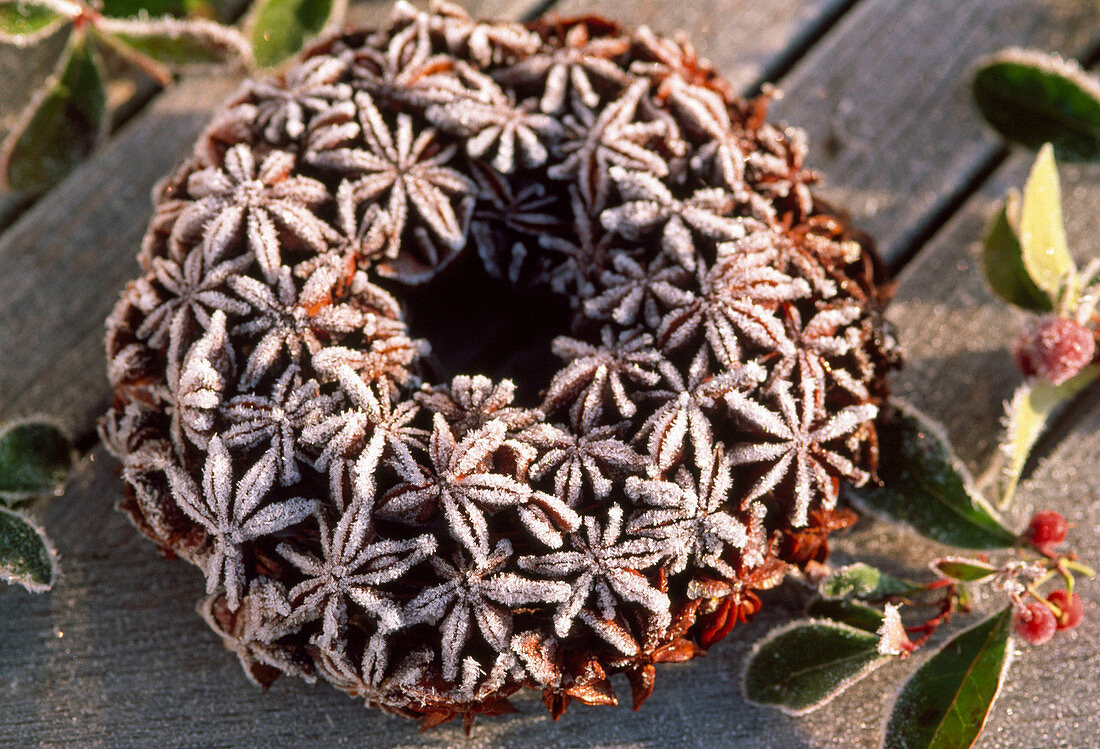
top-left (221, 365), bottom-right (336, 486)
top-left (548, 79), bottom-right (674, 211)
top-left (421, 0), bottom-right (539, 66)
top-left (583, 252), bottom-right (691, 329)
top-left (774, 303), bottom-right (870, 400)
top-left (518, 504), bottom-right (671, 647)
top-left (426, 93), bottom-right (561, 174)
top-left (726, 378), bottom-right (877, 526)
top-left (494, 21), bottom-right (632, 114)
top-left (343, 9), bottom-right (464, 107)
top-left (133, 247), bottom-right (250, 364)
top-left (246, 55), bottom-right (352, 143)
top-left (278, 456), bottom-right (436, 651)
top-left (229, 266), bottom-right (364, 388)
top-left (523, 421), bottom-right (648, 507)
top-left (181, 145), bottom-right (335, 283)
top-left (307, 91), bottom-right (474, 263)
top-left (379, 415), bottom-right (580, 557)
top-left (165, 435), bottom-right (317, 609)
top-left (543, 328), bottom-right (676, 428)
top-left (662, 77), bottom-right (745, 189)
top-left (655, 238), bottom-right (807, 367)
top-left (415, 374), bottom-right (538, 435)
top-left (301, 362), bottom-right (425, 509)
top-left (626, 442), bottom-right (751, 580)
top-left (600, 165), bottom-right (748, 270)
top-left (637, 349), bottom-right (765, 471)
top-left (404, 539), bottom-right (570, 681)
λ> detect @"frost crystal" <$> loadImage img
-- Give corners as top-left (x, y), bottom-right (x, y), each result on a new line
top-left (104, 4), bottom-right (897, 727)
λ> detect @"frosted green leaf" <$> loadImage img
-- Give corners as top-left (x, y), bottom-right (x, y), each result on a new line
top-left (1020, 144), bottom-right (1075, 308)
top-left (981, 190), bottom-right (1052, 312)
top-left (742, 619), bottom-right (887, 715)
top-left (805, 598), bottom-right (884, 633)
top-left (973, 49), bottom-right (1100, 162)
top-left (0, 418), bottom-right (74, 506)
top-left (846, 401), bottom-right (1016, 549)
top-left (246, 0), bottom-right (338, 69)
top-left (0, 507), bottom-right (56, 592)
top-left (997, 364), bottom-right (1098, 508)
top-left (930, 557), bottom-right (997, 582)
top-left (820, 562), bottom-right (921, 600)
top-left (96, 16), bottom-right (250, 82)
top-left (0, 31), bottom-right (106, 194)
top-left (100, 0), bottom-right (204, 18)
top-left (0, 0), bottom-right (69, 44)
top-left (886, 608), bottom-right (1012, 749)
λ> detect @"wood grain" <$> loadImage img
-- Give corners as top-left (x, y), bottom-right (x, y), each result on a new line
top-left (769, 0), bottom-right (1099, 266)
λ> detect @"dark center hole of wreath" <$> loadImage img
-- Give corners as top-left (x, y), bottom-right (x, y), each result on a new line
top-left (401, 248), bottom-right (575, 404)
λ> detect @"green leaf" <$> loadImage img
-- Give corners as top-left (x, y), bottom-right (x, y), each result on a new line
top-left (742, 619), bottom-right (888, 715)
top-left (100, 0), bottom-right (223, 19)
top-left (885, 608), bottom-right (1013, 749)
top-left (846, 402), bottom-right (1017, 549)
top-left (100, 0), bottom-right (187, 18)
top-left (0, 507), bottom-right (56, 592)
top-left (930, 557), bottom-right (997, 582)
top-left (0, 419), bottom-right (74, 505)
top-left (1019, 144), bottom-right (1076, 308)
top-left (96, 16), bottom-right (250, 75)
top-left (0, 0), bottom-right (69, 44)
top-left (982, 190), bottom-right (1053, 311)
top-left (0, 31), bottom-right (106, 194)
top-left (820, 562), bottom-right (921, 600)
top-left (246, 0), bottom-right (334, 68)
top-left (805, 598), bottom-right (885, 633)
top-left (973, 48), bottom-right (1100, 163)
top-left (998, 364), bottom-right (1099, 508)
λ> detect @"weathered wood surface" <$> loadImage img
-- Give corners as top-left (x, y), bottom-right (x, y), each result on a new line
top-left (770, 0), bottom-right (1099, 266)
top-left (2, 0), bottom-right (1100, 747)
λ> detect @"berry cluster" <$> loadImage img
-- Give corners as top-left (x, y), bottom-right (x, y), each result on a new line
top-left (1014, 510), bottom-right (1085, 645)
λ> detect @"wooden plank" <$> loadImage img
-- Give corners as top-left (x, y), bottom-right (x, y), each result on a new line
top-left (769, 0), bottom-right (1099, 266)
top-left (0, 0), bottom-right (540, 443)
top-left (552, 0), bottom-right (852, 93)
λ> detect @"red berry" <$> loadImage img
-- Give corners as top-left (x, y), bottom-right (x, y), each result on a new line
top-left (1026, 510), bottom-right (1068, 550)
top-left (1013, 315), bottom-right (1096, 385)
top-left (1046, 590), bottom-right (1084, 630)
top-left (1015, 602), bottom-right (1057, 645)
